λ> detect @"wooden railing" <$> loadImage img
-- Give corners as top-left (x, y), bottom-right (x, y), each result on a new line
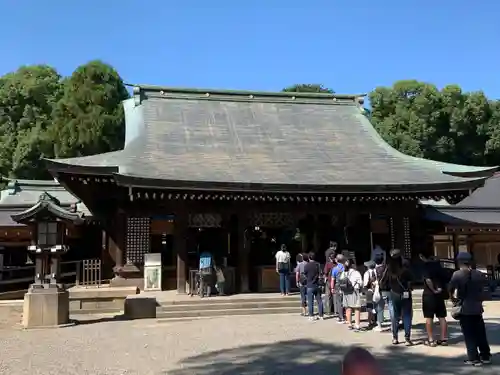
top-left (0, 258), bottom-right (103, 293)
top-left (0, 260), bottom-right (80, 293)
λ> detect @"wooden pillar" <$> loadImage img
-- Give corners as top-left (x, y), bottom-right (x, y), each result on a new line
top-left (109, 213), bottom-right (126, 273)
top-left (313, 215), bottom-right (319, 254)
top-left (394, 216), bottom-right (405, 252)
top-left (175, 211), bottom-right (188, 294)
top-left (238, 213), bottom-right (250, 293)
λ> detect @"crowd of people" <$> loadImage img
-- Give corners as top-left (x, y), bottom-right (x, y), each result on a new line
top-left (275, 243), bottom-right (493, 367)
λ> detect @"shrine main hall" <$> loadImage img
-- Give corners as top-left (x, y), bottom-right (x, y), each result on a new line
top-left (43, 85), bottom-right (496, 293)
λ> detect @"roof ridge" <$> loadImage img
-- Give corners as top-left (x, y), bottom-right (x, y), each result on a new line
top-left (128, 84), bottom-right (366, 106)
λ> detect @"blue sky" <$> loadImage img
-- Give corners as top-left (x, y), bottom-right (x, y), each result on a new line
top-left (1, 0), bottom-right (499, 98)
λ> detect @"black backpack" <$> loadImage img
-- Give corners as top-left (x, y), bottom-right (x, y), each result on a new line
top-left (337, 270), bottom-right (353, 291)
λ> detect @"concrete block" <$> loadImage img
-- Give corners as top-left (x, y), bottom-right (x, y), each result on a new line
top-left (22, 287), bottom-right (70, 329)
top-left (124, 296), bottom-right (157, 320)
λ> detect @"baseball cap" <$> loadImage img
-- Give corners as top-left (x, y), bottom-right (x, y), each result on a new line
top-left (456, 252), bottom-right (472, 262)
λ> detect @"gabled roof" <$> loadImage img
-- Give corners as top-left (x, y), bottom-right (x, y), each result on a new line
top-left (10, 192), bottom-right (83, 224)
top-left (46, 85), bottom-right (497, 194)
top-left (423, 174), bottom-right (500, 225)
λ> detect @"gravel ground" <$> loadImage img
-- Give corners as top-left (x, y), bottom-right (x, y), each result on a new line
top-left (0, 304), bottom-right (499, 375)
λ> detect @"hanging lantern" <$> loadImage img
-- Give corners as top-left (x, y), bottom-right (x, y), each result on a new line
top-left (294, 228), bottom-right (301, 241)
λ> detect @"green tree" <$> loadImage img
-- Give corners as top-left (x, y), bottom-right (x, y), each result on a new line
top-left (282, 84), bottom-right (334, 94)
top-left (0, 65), bottom-right (63, 179)
top-left (50, 60), bottom-right (129, 158)
top-left (484, 99), bottom-right (500, 164)
top-left (369, 80), bottom-right (500, 166)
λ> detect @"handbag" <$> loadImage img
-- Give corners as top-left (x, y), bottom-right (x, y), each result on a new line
top-left (451, 270), bottom-right (472, 320)
top-left (372, 274), bottom-right (381, 303)
top-left (373, 266), bottom-right (387, 303)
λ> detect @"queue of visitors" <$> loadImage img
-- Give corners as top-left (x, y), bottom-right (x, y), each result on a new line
top-left (293, 246), bottom-right (492, 366)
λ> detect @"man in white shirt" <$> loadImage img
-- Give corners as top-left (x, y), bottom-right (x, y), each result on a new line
top-left (275, 244), bottom-right (291, 295)
top-left (371, 245), bottom-right (386, 264)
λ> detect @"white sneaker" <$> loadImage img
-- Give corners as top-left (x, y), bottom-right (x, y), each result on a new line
top-left (373, 326), bottom-right (383, 332)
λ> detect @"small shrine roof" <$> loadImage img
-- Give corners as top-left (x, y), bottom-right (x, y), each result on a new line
top-left (10, 192), bottom-right (83, 224)
top-left (0, 178), bottom-right (91, 226)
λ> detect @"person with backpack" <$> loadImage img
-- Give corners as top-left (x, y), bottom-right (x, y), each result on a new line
top-left (339, 258), bottom-right (363, 331)
top-left (303, 252), bottom-right (325, 321)
top-left (331, 254), bottom-right (346, 322)
top-left (449, 252), bottom-right (491, 366)
top-left (198, 250), bottom-right (214, 298)
top-left (363, 260), bottom-right (377, 329)
top-left (295, 253), bottom-right (309, 316)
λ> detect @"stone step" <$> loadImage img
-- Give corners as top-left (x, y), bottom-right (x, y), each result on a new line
top-left (156, 306), bottom-right (301, 319)
top-left (158, 294), bottom-right (424, 308)
top-left (158, 300), bottom-right (299, 312)
top-left (157, 299), bottom-right (425, 313)
top-left (161, 291), bottom-right (425, 306)
top-left (160, 296), bottom-right (300, 306)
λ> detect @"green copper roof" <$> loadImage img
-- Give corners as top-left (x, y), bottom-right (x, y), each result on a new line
top-left (45, 85), bottom-right (496, 194)
top-left (0, 178), bottom-right (91, 224)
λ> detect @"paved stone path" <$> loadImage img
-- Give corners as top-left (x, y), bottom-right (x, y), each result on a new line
top-left (0, 303), bottom-right (499, 375)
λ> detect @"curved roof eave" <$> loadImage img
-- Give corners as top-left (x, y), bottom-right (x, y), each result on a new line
top-left (112, 173), bottom-right (487, 194)
top-left (356, 114), bottom-right (499, 178)
top-left (10, 200), bottom-right (84, 224)
top-left (44, 158), bottom-right (119, 176)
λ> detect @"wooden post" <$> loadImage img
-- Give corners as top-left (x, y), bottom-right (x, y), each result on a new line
top-left (108, 213), bottom-right (126, 285)
top-left (175, 211), bottom-right (188, 294)
top-left (238, 213), bottom-right (250, 293)
top-left (394, 216), bottom-right (405, 251)
top-left (313, 215), bottom-right (319, 254)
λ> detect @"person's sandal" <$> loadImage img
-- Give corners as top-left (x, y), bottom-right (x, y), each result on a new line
top-left (437, 340), bottom-right (448, 346)
top-left (424, 340), bottom-right (437, 347)
top-left (405, 339), bottom-right (414, 346)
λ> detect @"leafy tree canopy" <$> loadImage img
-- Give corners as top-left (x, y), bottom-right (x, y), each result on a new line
top-left (282, 84), bottom-right (334, 94)
top-left (0, 65), bottom-right (63, 179)
top-left (369, 80), bottom-right (500, 166)
top-left (50, 60), bottom-right (129, 158)
top-left (0, 61), bottom-right (129, 179)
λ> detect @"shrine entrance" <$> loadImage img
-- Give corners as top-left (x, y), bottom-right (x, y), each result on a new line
top-left (246, 213), bottom-right (298, 292)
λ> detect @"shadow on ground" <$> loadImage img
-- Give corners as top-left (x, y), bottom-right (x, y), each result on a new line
top-left (166, 321), bottom-right (500, 375)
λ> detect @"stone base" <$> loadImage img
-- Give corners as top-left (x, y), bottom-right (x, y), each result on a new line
top-left (68, 285), bottom-right (139, 312)
top-left (22, 286), bottom-right (70, 329)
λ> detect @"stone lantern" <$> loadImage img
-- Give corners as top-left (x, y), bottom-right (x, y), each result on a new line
top-left (11, 192), bottom-right (83, 328)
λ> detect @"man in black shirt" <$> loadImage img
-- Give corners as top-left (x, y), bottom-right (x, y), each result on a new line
top-left (420, 253), bottom-right (448, 346)
top-left (449, 252), bottom-right (491, 366)
top-left (303, 252), bottom-right (325, 321)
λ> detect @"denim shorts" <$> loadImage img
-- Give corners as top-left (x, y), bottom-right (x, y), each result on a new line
top-left (300, 285), bottom-right (307, 307)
